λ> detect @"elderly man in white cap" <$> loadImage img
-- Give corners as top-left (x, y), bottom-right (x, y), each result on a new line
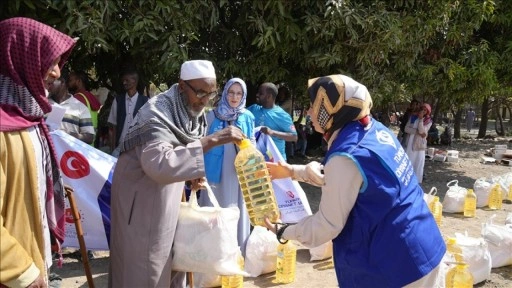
top-left (108, 60), bottom-right (245, 288)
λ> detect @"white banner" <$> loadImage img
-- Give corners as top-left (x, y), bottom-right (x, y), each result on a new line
top-left (254, 128), bottom-right (332, 261)
top-left (254, 128), bottom-right (312, 223)
top-left (51, 130), bottom-right (116, 250)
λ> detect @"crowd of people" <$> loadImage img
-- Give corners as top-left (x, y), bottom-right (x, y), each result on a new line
top-left (1, 17), bottom-right (451, 288)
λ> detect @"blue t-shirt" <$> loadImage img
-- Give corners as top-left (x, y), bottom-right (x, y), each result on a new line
top-left (248, 104), bottom-right (296, 160)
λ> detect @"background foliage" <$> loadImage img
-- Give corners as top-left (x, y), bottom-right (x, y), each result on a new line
top-left (2, 0), bottom-right (511, 136)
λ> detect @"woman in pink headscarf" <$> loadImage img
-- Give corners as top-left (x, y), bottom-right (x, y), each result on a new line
top-left (404, 103), bottom-right (432, 183)
top-left (0, 17), bottom-right (75, 287)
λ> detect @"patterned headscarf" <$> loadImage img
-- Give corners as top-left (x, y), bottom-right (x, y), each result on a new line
top-left (308, 75), bottom-right (372, 139)
top-left (121, 84), bottom-right (207, 152)
top-left (0, 17), bottom-right (76, 243)
top-left (213, 77), bottom-right (247, 121)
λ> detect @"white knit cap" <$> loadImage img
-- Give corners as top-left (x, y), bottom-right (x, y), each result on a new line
top-left (180, 60), bottom-right (216, 80)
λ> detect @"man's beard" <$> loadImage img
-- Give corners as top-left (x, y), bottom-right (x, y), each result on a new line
top-left (187, 106), bottom-right (204, 117)
top-left (183, 96), bottom-right (205, 118)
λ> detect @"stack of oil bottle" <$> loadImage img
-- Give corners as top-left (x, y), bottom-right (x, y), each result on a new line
top-left (424, 181), bottom-right (512, 287)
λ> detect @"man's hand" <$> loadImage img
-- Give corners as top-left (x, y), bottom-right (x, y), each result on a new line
top-left (189, 177), bottom-right (206, 191)
top-left (260, 126), bottom-right (273, 136)
top-left (201, 125), bottom-right (245, 152)
top-left (26, 275), bottom-right (46, 288)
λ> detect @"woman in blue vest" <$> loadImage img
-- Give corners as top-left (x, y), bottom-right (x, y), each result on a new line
top-left (198, 77), bottom-right (254, 256)
top-left (264, 75), bottom-right (446, 287)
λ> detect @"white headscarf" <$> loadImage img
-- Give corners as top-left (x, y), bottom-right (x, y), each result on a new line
top-left (213, 78), bottom-right (247, 121)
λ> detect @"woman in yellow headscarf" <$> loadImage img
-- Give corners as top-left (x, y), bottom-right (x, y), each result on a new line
top-left (265, 75), bottom-right (446, 287)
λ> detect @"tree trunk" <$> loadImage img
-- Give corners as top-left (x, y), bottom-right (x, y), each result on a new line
top-left (381, 104), bottom-right (391, 127)
top-left (495, 104), bottom-right (505, 136)
top-left (508, 105), bottom-right (512, 124)
top-left (453, 109), bottom-right (463, 139)
top-left (477, 97), bottom-right (489, 138)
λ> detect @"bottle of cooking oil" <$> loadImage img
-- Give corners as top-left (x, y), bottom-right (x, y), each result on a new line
top-left (445, 237), bottom-right (463, 263)
top-left (221, 254), bottom-right (244, 288)
top-left (276, 241), bottom-right (296, 284)
top-left (463, 189), bottom-right (477, 217)
top-left (488, 184), bottom-right (503, 210)
top-left (431, 197), bottom-right (442, 226)
top-left (234, 139), bottom-right (280, 226)
top-left (445, 263), bottom-right (473, 288)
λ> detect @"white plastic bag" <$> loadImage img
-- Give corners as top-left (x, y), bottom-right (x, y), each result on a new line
top-left (244, 226), bottom-right (279, 277)
top-left (172, 183), bottom-right (247, 276)
top-left (442, 180), bottom-right (467, 213)
top-left (454, 232), bottom-right (492, 284)
top-left (255, 129), bottom-right (330, 261)
top-left (309, 241), bottom-right (333, 261)
top-left (473, 178), bottom-right (492, 208)
top-left (490, 172), bottom-right (512, 194)
top-left (255, 129), bottom-right (312, 222)
top-left (423, 187), bottom-right (438, 207)
top-left (481, 215), bottom-right (512, 268)
top-left (506, 212), bottom-right (512, 225)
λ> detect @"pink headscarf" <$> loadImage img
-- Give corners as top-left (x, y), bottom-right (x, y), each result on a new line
top-left (0, 17), bottom-right (76, 243)
top-left (422, 103), bottom-right (432, 125)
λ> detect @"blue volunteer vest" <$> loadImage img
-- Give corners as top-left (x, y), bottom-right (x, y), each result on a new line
top-left (325, 119), bottom-right (445, 288)
top-left (204, 111), bottom-right (254, 183)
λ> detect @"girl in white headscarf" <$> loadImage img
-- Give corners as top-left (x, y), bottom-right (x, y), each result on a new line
top-left (199, 77), bottom-right (255, 255)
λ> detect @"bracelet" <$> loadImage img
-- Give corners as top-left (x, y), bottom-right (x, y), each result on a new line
top-left (275, 223), bottom-right (291, 244)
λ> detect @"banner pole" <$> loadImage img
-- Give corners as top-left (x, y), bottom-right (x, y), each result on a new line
top-left (65, 186), bottom-right (95, 288)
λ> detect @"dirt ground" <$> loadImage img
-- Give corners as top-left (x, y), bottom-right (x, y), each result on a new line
top-left (55, 132), bottom-right (512, 288)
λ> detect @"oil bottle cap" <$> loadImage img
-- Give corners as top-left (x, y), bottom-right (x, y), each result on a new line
top-left (447, 237), bottom-right (456, 245)
top-left (238, 139), bottom-right (252, 149)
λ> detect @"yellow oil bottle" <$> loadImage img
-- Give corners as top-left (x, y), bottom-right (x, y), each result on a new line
top-left (221, 254), bottom-right (244, 288)
top-left (463, 189), bottom-right (477, 217)
top-left (275, 241), bottom-right (296, 284)
top-left (488, 184), bottom-right (503, 210)
top-left (234, 139), bottom-right (280, 226)
top-left (431, 197), bottom-right (442, 226)
top-left (445, 263), bottom-right (473, 288)
top-left (445, 237), bottom-right (463, 263)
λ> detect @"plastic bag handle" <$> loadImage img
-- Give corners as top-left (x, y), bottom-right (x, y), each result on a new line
top-left (446, 180), bottom-right (458, 188)
top-left (190, 182), bottom-right (220, 208)
top-left (429, 187), bottom-right (437, 196)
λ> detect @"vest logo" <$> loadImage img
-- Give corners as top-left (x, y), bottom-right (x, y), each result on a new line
top-left (60, 151), bottom-right (91, 179)
top-left (286, 190), bottom-right (295, 198)
top-left (376, 130), bottom-right (396, 149)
